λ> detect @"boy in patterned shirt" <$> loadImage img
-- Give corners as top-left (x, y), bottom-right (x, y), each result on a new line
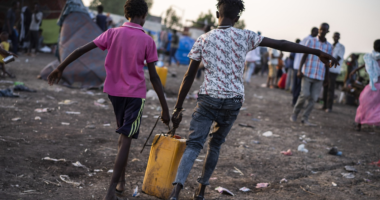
top-left (169, 1), bottom-right (338, 199)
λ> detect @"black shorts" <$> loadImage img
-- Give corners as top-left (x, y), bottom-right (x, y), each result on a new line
top-left (108, 95), bottom-right (145, 139)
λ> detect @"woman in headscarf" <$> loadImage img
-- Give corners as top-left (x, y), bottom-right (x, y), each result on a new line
top-left (350, 39), bottom-right (380, 131)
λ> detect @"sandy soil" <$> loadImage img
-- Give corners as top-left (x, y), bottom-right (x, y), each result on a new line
top-left (0, 53), bottom-right (379, 200)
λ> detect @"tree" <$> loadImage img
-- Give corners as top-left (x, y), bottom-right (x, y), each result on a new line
top-left (90, 0), bottom-right (153, 16)
top-left (163, 7), bottom-right (182, 30)
top-left (193, 10), bottom-right (216, 28)
top-left (234, 20), bottom-right (246, 29)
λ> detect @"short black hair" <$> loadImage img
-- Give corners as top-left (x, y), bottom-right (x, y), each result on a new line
top-left (334, 32), bottom-right (340, 36)
top-left (374, 39), bottom-right (380, 52)
top-left (320, 23), bottom-right (330, 29)
top-left (97, 5), bottom-right (103, 13)
top-left (217, 0), bottom-right (245, 19)
top-left (311, 27), bottom-right (318, 32)
top-left (296, 39), bottom-right (301, 43)
top-left (124, 0), bottom-right (148, 19)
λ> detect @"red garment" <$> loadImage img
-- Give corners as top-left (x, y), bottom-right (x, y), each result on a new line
top-left (278, 73), bottom-right (287, 89)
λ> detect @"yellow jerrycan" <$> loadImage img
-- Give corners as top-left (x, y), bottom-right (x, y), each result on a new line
top-left (155, 66), bottom-right (168, 87)
top-left (142, 134), bottom-right (186, 199)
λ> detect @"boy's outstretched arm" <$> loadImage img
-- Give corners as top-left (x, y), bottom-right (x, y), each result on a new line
top-left (47, 42), bottom-right (97, 85)
top-left (172, 60), bottom-right (201, 127)
top-left (260, 38), bottom-right (339, 68)
top-left (147, 62), bottom-right (170, 126)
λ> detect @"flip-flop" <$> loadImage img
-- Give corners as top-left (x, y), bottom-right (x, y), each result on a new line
top-left (115, 189), bottom-right (124, 194)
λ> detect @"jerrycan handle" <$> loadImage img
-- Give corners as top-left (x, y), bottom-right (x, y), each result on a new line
top-left (140, 117), bottom-right (171, 153)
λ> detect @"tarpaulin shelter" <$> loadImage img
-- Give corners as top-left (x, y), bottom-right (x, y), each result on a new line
top-left (39, 0), bottom-right (107, 89)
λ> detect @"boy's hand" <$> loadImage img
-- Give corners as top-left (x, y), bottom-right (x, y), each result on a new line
top-left (47, 69), bottom-right (63, 86)
top-left (161, 110), bottom-right (170, 126)
top-left (349, 71), bottom-right (355, 80)
top-left (171, 108), bottom-right (183, 129)
top-left (318, 51), bottom-right (339, 68)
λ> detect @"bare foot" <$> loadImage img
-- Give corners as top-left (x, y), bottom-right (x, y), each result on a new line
top-left (104, 183), bottom-right (120, 200)
top-left (115, 181), bottom-right (125, 194)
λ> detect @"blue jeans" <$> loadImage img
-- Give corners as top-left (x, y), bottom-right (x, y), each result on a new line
top-left (168, 47), bottom-right (178, 65)
top-left (173, 94), bottom-right (242, 186)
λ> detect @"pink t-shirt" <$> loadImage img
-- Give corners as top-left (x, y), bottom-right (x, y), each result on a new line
top-left (93, 22), bottom-right (158, 98)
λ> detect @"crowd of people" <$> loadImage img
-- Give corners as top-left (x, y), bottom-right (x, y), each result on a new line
top-left (0, 1), bottom-right (44, 78)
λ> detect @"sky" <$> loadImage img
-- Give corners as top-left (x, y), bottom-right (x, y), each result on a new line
top-left (83, 0), bottom-right (380, 57)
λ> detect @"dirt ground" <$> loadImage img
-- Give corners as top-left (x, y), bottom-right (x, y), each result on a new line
top-left (1, 53), bottom-right (380, 200)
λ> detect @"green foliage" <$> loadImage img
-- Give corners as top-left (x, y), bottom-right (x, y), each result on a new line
top-left (234, 20), bottom-right (246, 29)
top-left (193, 10), bottom-right (216, 28)
top-left (163, 6), bottom-right (182, 30)
top-left (89, 0), bottom-right (153, 16)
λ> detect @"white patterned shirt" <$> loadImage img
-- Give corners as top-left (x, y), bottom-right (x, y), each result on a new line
top-left (188, 27), bottom-right (263, 101)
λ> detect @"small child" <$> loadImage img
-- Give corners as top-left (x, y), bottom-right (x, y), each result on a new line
top-left (0, 32), bottom-right (15, 78)
top-left (47, 1), bottom-right (170, 200)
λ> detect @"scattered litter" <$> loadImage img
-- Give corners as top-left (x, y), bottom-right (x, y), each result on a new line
top-left (238, 123), bottom-right (254, 128)
top-left (86, 125), bottom-right (96, 129)
top-left (94, 169), bottom-right (103, 172)
top-left (153, 116), bottom-right (159, 119)
top-left (132, 186), bottom-right (140, 197)
top-left (0, 88), bottom-right (19, 97)
top-left (363, 178), bottom-right (371, 182)
top-left (61, 122), bottom-right (70, 126)
top-left (35, 108), bottom-right (54, 113)
top-left (280, 178), bottom-right (288, 183)
top-left (370, 160), bottom-right (380, 167)
top-left (131, 158), bottom-right (140, 162)
top-left (215, 187), bottom-right (234, 196)
top-left (332, 182), bottom-right (337, 187)
top-left (195, 159), bottom-right (203, 162)
top-left (94, 101), bottom-right (108, 109)
top-left (59, 175), bottom-right (81, 187)
top-left (12, 117), bottom-right (21, 121)
top-left (233, 167), bottom-right (244, 175)
top-left (253, 94), bottom-right (264, 99)
top-left (42, 157), bottom-right (66, 162)
top-left (107, 170), bottom-right (113, 173)
top-left (239, 187), bottom-right (250, 192)
top-left (345, 166), bottom-right (357, 172)
top-left (256, 183), bottom-right (269, 188)
top-left (263, 131), bottom-right (273, 137)
top-left (97, 98), bottom-right (106, 104)
top-left (245, 113), bottom-right (252, 116)
top-left (42, 179), bottom-right (61, 187)
top-left (21, 190), bottom-right (41, 194)
top-left (341, 173), bottom-right (355, 179)
top-left (328, 147), bottom-right (342, 156)
top-left (252, 118), bottom-right (260, 122)
top-left (262, 131), bottom-right (280, 137)
top-left (297, 144), bottom-right (308, 153)
top-left (311, 171), bottom-right (318, 174)
top-left (366, 171), bottom-right (373, 176)
top-left (252, 140), bottom-right (260, 144)
top-left (66, 111), bottom-right (81, 115)
top-left (58, 100), bottom-right (76, 105)
top-left (146, 89), bottom-right (158, 99)
top-left (210, 177), bottom-right (217, 180)
top-left (46, 95), bottom-right (55, 100)
top-left (240, 107), bottom-right (247, 111)
top-left (142, 115), bottom-right (148, 118)
top-left (35, 116), bottom-right (41, 121)
top-left (72, 161), bottom-right (89, 171)
top-left (281, 149), bottom-right (293, 156)
top-left (102, 124), bottom-right (110, 127)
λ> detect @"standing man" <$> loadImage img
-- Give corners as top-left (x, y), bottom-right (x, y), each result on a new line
top-left (3, 1), bottom-right (20, 55)
top-left (285, 39), bottom-right (301, 91)
top-left (290, 23), bottom-right (333, 126)
top-left (292, 27), bottom-right (318, 106)
top-left (168, 29), bottom-right (180, 67)
top-left (28, 4), bottom-right (43, 56)
top-left (322, 32), bottom-right (345, 112)
top-left (95, 5), bottom-right (107, 32)
top-left (244, 47), bottom-right (261, 83)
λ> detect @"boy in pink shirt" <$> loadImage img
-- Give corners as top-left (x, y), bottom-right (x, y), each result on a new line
top-left (47, 0), bottom-right (169, 199)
